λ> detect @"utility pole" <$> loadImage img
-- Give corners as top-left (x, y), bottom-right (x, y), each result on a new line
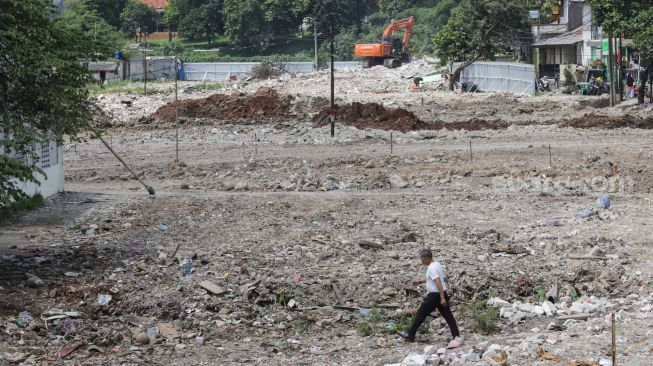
top-left (617, 35), bottom-right (623, 103)
top-left (143, 32), bottom-right (148, 96)
top-left (329, 7), bottom-right (335, 137)
top-left (314, 18), bottom-right (319, 72)
top-left (174, 58), bottom-right (179, 164)
top-left (608, 35), bottom-right (614, 106)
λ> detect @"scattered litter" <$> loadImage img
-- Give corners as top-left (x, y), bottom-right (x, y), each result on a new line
top-left (537, 348), bottom-right (560, 361)
top-left (98, 294), bottom-right (112, 306)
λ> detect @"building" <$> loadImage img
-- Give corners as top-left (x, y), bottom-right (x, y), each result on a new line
top-left (1, 135), bottom-right (65, 199)
top-left (138, 0), bottom-right (168, 12)
top-left (531, 0), bottom-right (602, 77)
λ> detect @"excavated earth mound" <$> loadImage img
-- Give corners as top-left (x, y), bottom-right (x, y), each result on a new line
top-left (560, 113), bottom-right (653, 129)
top-left (142, 87), bottom-right (295, 125)
top-left (313, 102), bottom-right (429, 132)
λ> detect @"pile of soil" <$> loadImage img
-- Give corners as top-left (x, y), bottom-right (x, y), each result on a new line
top-left (313, 102), bottom-right (429, 132)
top-left (560, 113), bottom-right (653, 129)
top-left (143, 87), bottom-right (295, 125)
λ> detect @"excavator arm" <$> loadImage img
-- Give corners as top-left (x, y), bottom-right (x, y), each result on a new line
top-left (382, 16), bottom-right (415, 52)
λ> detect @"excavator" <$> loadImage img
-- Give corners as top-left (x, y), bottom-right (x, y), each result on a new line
top-left (354, 16), bottom-right (415, 69)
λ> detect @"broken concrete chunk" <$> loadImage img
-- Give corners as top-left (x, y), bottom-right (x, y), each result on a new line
top-left (198, 280), bottom-right (226, 295)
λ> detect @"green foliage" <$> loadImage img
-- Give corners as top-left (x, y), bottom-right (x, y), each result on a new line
top-left (357, 322), bottom-right (374, 336)
top-left (59, 3), bottom-right (126, 58)
top-left (0, 194), bottom-right (44, 224)
top-left (222, 0), bottom-right (267, 49)
top-left (163, 40), bottom-right (186, 55)
top-left (379, 0), bottom-right (419, 16)
top-left (1, 0), bottom-right (98, 206)
top-left (563, 64), bottom-right (577, 94)
top-left (120, 0), bottom-right (158, 36)
top-left (433, 0), bottom-right (530, 89)
top-left (192, 82), bottom-right (224, 92)
top-left (179, 0), bottom-right (223, 44)
top-left (83, 0), bottom-right (128, 28)
top-left (458, 300), bottom-right (499, 335)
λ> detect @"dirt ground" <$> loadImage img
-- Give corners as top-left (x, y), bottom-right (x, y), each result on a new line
top-left (2, 61), bottom-right (653, 365)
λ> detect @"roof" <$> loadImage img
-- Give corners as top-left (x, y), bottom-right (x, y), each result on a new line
top-left (137, 0), bottom-right (168, 9)
top-left (88, 62), bottom-right (119, 72)
top-left (532, 26), bottom-right (583, 47)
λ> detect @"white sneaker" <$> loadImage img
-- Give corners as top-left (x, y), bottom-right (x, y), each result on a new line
top-left (447, 336), bottom-right (464, 349)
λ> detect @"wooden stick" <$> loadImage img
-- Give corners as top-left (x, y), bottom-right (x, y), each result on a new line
top-left (469, 140), bottom-right (473, 162)
top-left (390, 132), bottom-right (393, 155)
top-left (612, 312), bottom-right (616, 366)
top-left (93, 131), bottom-right (155, 195)
top-left (568, 255), bottom-right (609, 261)
top-left (549, 144), bottom-right (552, 167)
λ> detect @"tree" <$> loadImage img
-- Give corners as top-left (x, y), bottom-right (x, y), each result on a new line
top-left (222, 0), bottom-right (267, 49)
top-left (589, 0), bottom-right (653, 104)
top-left (59, 3), bottom-right (125, 57)
top-left (433, 0), bottom-right (531, 90)
top-left (178, 0), bottom-right (224, 44)
top-left (379, 0), bottom-right (416, 16)
top-left (83, 0), bottom-right (128, 28)
top-left (1, 0), bottom-right (99, 206)
top-left (120, 0), bottom-right (157, 37)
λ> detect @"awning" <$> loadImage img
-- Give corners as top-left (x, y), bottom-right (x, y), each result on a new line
top-left (532, 27), bottom-right (583, 47)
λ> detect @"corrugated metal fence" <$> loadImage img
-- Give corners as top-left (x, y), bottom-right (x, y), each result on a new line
top-left (452, 62), bottom-right (536, 96)
top-left (183, 61), bottom-right (360, 81)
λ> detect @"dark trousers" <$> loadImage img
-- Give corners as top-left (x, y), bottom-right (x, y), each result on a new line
top-left (407, 292), bottom-right (460, 339)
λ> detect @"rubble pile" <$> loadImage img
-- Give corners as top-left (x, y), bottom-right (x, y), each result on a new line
top-left (559, 113), bottom-right (653, 129)
top-left (142, 87), bottom-right (298, 126)
top-left (313, 102), bottom-right (428, 132)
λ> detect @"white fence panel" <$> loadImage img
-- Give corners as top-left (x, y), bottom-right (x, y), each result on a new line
top-left (184, 61), bottom-right (360, 81)
top-left (452, 61), bottom-right (536, 96)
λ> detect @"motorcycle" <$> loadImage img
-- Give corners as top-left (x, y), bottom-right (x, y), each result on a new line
top-left (588, 76), bottom-right (610, 96)
top-left (537, 76), bottom-right (551, 92)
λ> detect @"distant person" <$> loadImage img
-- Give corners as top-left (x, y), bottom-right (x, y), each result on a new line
top-left (626, 72), bottom-right (635, 98)
top-left (399, 249), bottom-right (463, 349)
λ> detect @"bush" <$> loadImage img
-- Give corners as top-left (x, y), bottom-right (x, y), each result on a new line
top-left (250, 60), bottom-right (281, 79)
top-left (458, 300), bottom-right (500, 335)
top-left (0, 194), bottom-right (44, 224)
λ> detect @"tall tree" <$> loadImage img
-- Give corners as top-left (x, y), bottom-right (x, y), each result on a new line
top-left (120, 0), bottom-right (158, 36)
top-left (83, 0), bottom-right (128, 28)
top-left (1, 0), bottom-right (99, 206)
top-left (59, 2), bottom-right (125, 57)
top-left (433, 0), bottom-right (531, 90)
top-left (178, 0), bottom-right (224, 44)
top-left (589, 0), bottom-right (653, 104)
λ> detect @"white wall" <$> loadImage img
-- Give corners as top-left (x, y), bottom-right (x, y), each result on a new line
top-left (3, 138), bottom-right (65, 199)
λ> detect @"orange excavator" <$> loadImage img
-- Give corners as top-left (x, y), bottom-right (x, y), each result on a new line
top-left (354, 16), bottom-right (415, 69)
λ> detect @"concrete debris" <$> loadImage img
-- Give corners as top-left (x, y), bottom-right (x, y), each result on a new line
top-left (4, 58), bottom-right (653, 365)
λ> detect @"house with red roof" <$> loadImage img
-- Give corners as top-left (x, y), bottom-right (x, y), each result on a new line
top-left (138, 0), bottom-right (168, 11)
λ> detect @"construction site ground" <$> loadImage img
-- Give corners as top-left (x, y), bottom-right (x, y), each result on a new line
top-left (2, 61), bottom-right (653, 365)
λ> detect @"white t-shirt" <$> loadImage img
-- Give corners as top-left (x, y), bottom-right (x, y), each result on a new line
top-left (426, 261), bottom-right (447, 294)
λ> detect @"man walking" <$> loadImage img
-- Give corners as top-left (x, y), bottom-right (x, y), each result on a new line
top-left (399, 249), bottom-right (463, 348)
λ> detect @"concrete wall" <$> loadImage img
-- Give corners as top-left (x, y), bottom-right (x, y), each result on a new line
top-left (2, 138), bottom-right (64, 199)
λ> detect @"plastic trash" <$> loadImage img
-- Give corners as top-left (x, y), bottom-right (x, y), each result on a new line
top-left (359, 308), bottom-right (371, 318)
top-left (596, 194), bottom-right (610, 209)
top-left (158, 223), bottom-right (168, 232)
top-left (183, 258), bottom-right (193, 275)
top-left (580, 209), bottom-right (595, 218)
top-left (62, 318), bottom-right (76, 333)
top-left (18, 311), bottom-right (32, 322)
top-left (195, 336), bottom-right (205, 345)
top-left (98, 294), bottom-right (112, 306)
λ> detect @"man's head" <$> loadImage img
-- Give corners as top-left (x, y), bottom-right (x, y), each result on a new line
top-left (419, 248), bottom-right (433, 265)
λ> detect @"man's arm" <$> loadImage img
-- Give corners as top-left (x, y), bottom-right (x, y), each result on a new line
top-left (435, 277), bottom-right (447, 305)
